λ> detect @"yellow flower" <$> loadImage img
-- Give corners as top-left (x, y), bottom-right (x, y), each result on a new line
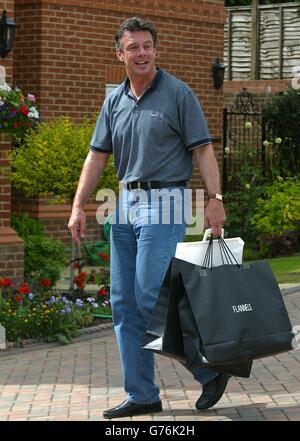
top-left (245, 121), bottom-right (252, 129)
top-left (275, 137), bottom-right (282, 144)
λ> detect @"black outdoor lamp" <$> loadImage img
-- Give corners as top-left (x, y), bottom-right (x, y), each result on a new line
top-left (212, 58), bottom-right (226, 89)
top-left (0, 9), bottom-right (16, 58)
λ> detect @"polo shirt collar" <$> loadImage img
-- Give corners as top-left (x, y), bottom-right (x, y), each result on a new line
top-left (123, 66), bottom-right (163, 95)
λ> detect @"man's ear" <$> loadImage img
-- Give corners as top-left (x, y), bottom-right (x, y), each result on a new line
top-left (116, 49), bottom-right (124, 62)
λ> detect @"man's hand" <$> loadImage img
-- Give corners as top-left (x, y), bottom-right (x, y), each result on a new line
top-left (204, 199), bottom-right (226, 237)
top-left (68, 207), bottom-right (86, 244)
top-left (67, 151), bottom-right (110, 244)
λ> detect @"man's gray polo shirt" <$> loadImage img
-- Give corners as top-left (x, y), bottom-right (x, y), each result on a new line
top-left (90, 67), bottom-right (211, 182)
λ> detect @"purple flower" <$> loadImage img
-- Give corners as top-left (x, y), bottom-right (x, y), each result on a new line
top-left (60, 309), bottom-right (66, 315)
top-left (28, 293), bottom-right (34, 300)
top-left (75, 298), bottom-right (84, 308)
top-left (65, 307), bottom-right (72, 313)
top-left (50, 296), bottom-right (56, 303)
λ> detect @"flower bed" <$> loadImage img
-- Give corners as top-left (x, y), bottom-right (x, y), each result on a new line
top-left (0, 277), bottom-right (109, 345)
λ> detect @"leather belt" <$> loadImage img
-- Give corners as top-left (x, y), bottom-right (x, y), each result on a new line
top-left (126, 180), bottom-right (188, 190)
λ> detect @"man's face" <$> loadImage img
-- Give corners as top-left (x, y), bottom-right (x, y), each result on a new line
top-left (116, 30), bottom-right (156, 79)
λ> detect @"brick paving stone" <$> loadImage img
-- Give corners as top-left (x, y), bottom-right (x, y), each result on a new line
top-left (0, 287), bottom-right (299, 421)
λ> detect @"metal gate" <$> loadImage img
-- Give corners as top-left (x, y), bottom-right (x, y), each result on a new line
top-left (223, 88), bottom-right (263, 192)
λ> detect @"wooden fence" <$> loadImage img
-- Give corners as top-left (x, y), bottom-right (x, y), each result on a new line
top-left (224, 2), bottom-right (300, 80)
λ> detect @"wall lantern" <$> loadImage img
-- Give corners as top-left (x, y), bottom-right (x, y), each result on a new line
top-left (212, 58), bottom-right (226, 89)
top-left (0, 9), bottom-right (16, 58)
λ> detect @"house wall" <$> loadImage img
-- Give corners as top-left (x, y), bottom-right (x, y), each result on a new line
top-left (2, 0), bottom-right (226, 277)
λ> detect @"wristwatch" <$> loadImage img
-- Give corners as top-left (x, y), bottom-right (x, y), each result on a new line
top-left (209, 193), bottom-right (223, 201)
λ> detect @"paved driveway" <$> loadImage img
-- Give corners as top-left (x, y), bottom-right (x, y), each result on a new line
top-left (0, 288), bottom-right (299, 421)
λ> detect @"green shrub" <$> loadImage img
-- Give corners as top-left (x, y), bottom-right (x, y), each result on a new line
top-left (11, 212), bottom-right (45, 239)
top-left (24, 235), bottom-right (67, 285)
top-left (262, 87), bottom-right (300, 177)
top-left (251, 177), bottom-right (300, 256)
top-left (9, 116), bottom-right (119, 201)
top-left (223, 144), bottom-right (266, 243)
top-left (11, 213), bottom-right (67, 285)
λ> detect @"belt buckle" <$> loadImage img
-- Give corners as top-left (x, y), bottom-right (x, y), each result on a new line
top-left (128, 182), bottom-right (141, 190)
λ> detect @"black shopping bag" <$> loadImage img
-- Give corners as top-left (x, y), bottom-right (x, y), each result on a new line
top-left (144, 238), bottom-right (294, 377)
top-left (179, 258), bottom-right (294, 364)
top-left (143, 257), bottom-right (253, 378)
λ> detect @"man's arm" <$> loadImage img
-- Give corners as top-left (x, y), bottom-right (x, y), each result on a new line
top-left (68, 150), bottom-right (111, 243)
top-left (192, 143), bottom-right (226, 236)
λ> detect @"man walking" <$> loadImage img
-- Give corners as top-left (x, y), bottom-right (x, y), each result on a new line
top-left (68, 17), bottom-right (229, 419)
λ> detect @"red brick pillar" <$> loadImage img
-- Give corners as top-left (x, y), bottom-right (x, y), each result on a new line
top-left (0, 133), bottom-right (24, 283)
top-left (0, 0), bottom-right (24, 283)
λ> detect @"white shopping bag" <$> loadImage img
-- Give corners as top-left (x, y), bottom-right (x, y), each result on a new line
top-left (175, 228), bottom-right (244, 267)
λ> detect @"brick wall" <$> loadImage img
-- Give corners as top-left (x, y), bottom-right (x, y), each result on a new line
top-left (11, 0), bottom-right (226, 242)
top-left (11, 190), bottom-right (102, 245)
top-left (0, 0), bottom-right (24, 283)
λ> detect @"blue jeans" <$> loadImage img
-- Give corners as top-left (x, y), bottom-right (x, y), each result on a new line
top-left (110, 187), bottom-right (218, 404)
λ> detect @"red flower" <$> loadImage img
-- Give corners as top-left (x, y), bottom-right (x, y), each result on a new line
top-left (20, 105), bottom-right (29, 116)
top-left (74, 272), bottom-right (87, 290)
top-left (16, 295), bottom-right (23, 303)
top-left (73, 262), bottom-right (80, 270)
top-left (18, 282), bottom-right (31, 294)
top-left (39, 278), bottom-right (52, 288)
top-left (0, 278), bottom-right (13, 287)
top-left (98, 251), bottom-right (109, 261)
top-left (13, 122), bottom-right (19, 128)
top-left (98, 288), bottom-right (108, 296)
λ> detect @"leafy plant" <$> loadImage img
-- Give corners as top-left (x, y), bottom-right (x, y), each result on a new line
top-left (9, 116), bottom-right (118, 201)
top-left (223, 143), bottom-right (266, 242)
top-left (251, 177), bottom-right (300, 256)
top-left (24, 235), bottom-right (67, 285)
top-left (11, 213), bottom-right (67, 285)
top-left (11, 212), bottom-right (45, 238)
top-left (262, 87), bottom-right (300, 177)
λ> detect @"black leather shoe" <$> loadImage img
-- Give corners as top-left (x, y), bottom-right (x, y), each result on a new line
top-left (103, 400), bottom-right (163, 419)
top-left (196, 373), bottom-right (231, 410)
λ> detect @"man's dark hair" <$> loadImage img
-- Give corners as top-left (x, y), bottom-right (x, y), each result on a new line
top-left (115, 17), bottom-right (157, 50)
